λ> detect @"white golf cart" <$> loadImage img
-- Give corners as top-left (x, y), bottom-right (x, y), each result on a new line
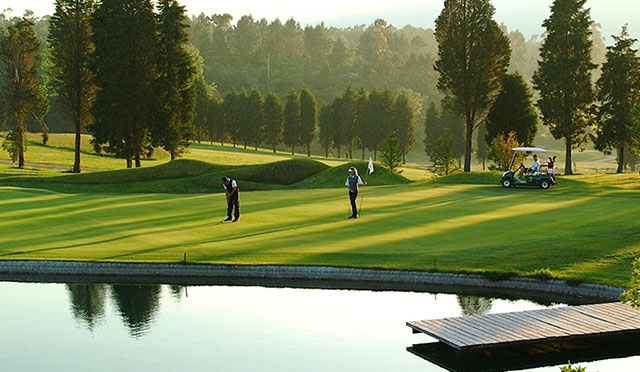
top-left (499, 147), bottom-right (556, 189)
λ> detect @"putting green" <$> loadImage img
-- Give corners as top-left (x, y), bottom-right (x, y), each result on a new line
top-left (1, 174), bottom-right (639, 287)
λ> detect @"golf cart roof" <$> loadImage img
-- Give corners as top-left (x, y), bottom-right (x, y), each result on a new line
top-left (512, 147), bottom-right (547, 152)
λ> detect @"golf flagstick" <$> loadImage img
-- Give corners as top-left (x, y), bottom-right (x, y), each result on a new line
top-left (358, 158), bottom-right (374, 216)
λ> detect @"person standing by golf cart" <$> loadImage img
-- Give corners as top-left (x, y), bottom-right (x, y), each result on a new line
top-left (346, 166), bottom-right (366, 219)
top-left (222, 176), bottom-right (239, 222)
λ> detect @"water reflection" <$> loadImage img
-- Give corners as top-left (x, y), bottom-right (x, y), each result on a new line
top-left (66, 283), bottom-right (107, 330)
top-left (3, 281), bottom-right (638, 372)
top-left (456, 295), bottom-right (493, 316)
top-left (168, 284), bottom-right (186, 301)
top-left (110, 284), bottom-right (161, 337)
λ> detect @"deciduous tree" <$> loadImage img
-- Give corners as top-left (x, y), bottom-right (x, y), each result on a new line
top-left (489, 131), bottom-right (525, 171)
top-left (380, 133), bottom-right (403, 174)
top-left (434, 0), bottom-right (511, 172)
top-left (475, 122), bottom-right (489, 170)
top-left (485, 73), bottom-right (538, 146)
top-left (0, 18), bottom-right (48, 168)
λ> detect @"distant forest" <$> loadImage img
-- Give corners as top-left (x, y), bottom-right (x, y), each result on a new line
top-left (1, 9), bottom-right (608, 137)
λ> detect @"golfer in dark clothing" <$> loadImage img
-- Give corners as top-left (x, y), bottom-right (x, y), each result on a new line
top-left (222, 176), bottom-right (239, 222)
top-left (345, 166), bottom-right (365, 219)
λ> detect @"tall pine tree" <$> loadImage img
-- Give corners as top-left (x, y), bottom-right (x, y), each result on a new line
top-left (91, 0), bottom-right (157, 168)
top-left (192, 73), bottom-right (212, 143)
top-left (423, 102), bottom-right (440, 162)
top-left (329, 97), bottom-right (345, 158)
top-left (247, 88), bottom-right (265, 151)
top-left (208, 95), bottom-right (226, 146)
top-left (392, 92), bottom-right (415, 164)
top-left (263, 92), bottom-right (284, 153)
top-left (283, 88), bottom-right (301, 155)
top-left (341, 85), bottom-right (358, 159)
top-left (153, 0), bottom-right (197, 161)
top-left (367, 88), bottom-right (393, 160)
top-left (533, 0), bottom-right (596, 175)
top-left (48, 0), bottom-right (97, 173)
top-left (237, 89), bottom-right (250, 148)
top-left (434, 0), bottom-right (511, 172)
top-left (592, 26), bottom-right (640, 173)
top-left (355, 87), bottom-right (369, 159)
top-left (318, 103), bottom-right (333, 157)
top-left (299, 87), bottom-right (317, 156)
top-left (223, 88), bottom-right (240, 147)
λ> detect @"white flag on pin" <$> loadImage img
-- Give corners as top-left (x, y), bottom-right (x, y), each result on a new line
top-left (368, 157), bottom-right (374, 174)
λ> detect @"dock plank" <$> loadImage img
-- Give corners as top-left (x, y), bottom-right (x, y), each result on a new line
top-left (408, 302), bottom-right (640, 351)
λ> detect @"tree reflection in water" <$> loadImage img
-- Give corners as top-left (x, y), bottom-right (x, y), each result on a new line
top-left (66, 283), bottom-right (107, 330)
top-left (110, 284), bottom-right (162, 337)
top-left (457, 295), bottom-right (493, 316)
top-left (168, 285), bottom-right (186, 301)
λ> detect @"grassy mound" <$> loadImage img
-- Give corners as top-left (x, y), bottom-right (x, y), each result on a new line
top-left (191, 158), bottom-right (329, 188)
top-left (0, 158), bottom-right (332, 194)
top-left (38, 159), bottom-right (223, 184)
top-left (293, 161), bottom-right (410, 189)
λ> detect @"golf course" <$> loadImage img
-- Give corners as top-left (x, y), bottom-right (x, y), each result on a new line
top-left (1, 133), bottom-right (639, 288)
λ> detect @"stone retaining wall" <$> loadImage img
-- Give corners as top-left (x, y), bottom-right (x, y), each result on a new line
top-left (0, 260), bottom-right (624, 302)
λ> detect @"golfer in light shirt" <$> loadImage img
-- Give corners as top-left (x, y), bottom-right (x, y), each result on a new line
top-left (345, 166), bottom-right (365, 219)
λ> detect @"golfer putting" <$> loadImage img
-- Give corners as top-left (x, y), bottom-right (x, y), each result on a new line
top-left (345, 166), bottom-right (367, 219)
top-left (222, 176), bottom-right (240, 222)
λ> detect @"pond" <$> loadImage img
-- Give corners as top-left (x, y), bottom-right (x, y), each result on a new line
top-left (0, 281), bottom-right (638, 372)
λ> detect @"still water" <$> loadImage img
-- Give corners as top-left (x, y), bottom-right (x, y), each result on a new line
top-left (0, 281), bottom-right (638, 372)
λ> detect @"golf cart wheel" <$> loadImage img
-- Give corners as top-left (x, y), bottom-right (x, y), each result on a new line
top-left (540, 180), bottom-right (550, 189)
top-left (501, 178), bottom-right (512, 188)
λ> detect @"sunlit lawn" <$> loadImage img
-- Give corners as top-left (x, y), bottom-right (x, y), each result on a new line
top-left (1, 176), bottom-right (639, 287)
top-left (0, 132), bottom-right (348, 171)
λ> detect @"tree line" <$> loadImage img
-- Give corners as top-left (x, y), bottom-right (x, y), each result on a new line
top-left (191, 84), bottom-right (417, 163)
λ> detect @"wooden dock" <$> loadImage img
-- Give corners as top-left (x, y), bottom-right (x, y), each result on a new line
top-left (407, 302), bottom-right (640, 351)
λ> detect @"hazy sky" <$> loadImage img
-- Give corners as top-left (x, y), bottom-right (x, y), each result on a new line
top-left (5, 0), bottom-right (640, 42)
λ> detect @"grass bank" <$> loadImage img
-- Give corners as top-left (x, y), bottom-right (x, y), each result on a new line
top-left (0, 158), bottom-right (409, 193)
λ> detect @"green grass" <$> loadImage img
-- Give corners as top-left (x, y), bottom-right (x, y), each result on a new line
top-left (1, 171), bottom-right (639, 287)
top-left (0, 132), bottom-right (170, 170)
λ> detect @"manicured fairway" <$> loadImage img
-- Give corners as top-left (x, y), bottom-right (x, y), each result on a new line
top-left (2, 176), bottom-right (639, 287)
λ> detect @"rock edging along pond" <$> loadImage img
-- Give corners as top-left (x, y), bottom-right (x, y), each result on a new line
top-left (0, 260), bottom-right (624, 302)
